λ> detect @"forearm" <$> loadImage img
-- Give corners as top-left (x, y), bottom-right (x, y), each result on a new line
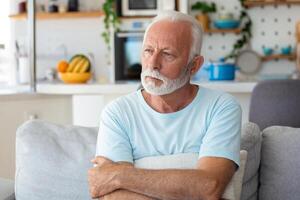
top-left (101, 189), bottom-right (158, 200)
top-left (119, 169), bottom-right (219, 200)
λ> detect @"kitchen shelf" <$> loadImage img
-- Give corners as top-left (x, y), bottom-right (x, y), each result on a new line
top-left (243, 0), bottom-right (300, 8)
top-left (120, 16), bottom-right (155, 19)
top-left (9, 11), bottom-right (104, 20)
top-left (205, 28), bottom-right (241, 34)
top-left (261, 54), bottom-right (296, 62)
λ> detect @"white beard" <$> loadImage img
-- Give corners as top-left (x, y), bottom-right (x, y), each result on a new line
top-left (141, 64), bottom-right (191, 96)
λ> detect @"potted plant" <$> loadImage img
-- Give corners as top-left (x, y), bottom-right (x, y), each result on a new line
top-left (102, 0), bottom-right (120, 52)
top-left (191, 1), bottom-right (217, 31)
top-left (224, 1), bottom-right (252, 60)
top-left (99, 0), bottom-right (120, 83)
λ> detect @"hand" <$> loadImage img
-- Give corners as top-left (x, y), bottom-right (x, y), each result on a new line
top-left (88, 156), bottom-right (131, 198)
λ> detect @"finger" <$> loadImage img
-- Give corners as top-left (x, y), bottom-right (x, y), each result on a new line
top-left (89, 187), bottom-right (97, 198)
top-left (93, 156), bottom-right (113, 165)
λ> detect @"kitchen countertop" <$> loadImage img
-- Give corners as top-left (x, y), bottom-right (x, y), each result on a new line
top-left (0, 81), bottom-right (257, 95)
top-left (36, 81), bottom-right (257, 95)
top-left (0, 84), bottom-right (31, 95)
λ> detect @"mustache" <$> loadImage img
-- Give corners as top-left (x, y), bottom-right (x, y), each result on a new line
top-left (141, 60), bottom-right (193, 81)
top-left (141, 69), bottom-right (167, 81)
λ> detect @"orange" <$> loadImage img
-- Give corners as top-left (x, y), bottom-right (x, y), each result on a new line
top-left (57, 60), bottom-right (69, 73)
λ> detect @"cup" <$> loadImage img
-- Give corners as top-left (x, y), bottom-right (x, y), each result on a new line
top-left (59, 4), bottom-right (67, 13)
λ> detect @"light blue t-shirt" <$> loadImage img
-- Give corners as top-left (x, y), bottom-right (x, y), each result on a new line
top-left (96, 85), bottom-right (242, 166)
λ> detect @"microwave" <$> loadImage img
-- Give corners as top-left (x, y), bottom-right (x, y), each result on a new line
top-left (117, 0), bottom-right (177, 17)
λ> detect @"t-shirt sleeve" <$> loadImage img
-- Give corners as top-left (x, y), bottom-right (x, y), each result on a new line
top-left (199, 94), bottom-right (242, 167)
top-left (95, 102), bottom-right (133, 163)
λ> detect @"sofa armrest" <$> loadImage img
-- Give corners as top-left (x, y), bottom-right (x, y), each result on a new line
top-left (0, 177), bottom-right (15, 200)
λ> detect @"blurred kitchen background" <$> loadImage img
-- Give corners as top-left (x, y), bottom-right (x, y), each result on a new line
top-left (0, 0), bottom-right (300, 179)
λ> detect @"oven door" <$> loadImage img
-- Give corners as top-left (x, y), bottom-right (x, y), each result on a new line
top-left (114, 32), bottom-right (144, 81)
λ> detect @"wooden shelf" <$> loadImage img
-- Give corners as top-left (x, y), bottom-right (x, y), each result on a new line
top-left (205, 28), bottom-right (241, 34)
top-left (243, 0), bottom-right (300, 8)
top-left (120, 16), bottom-right (155, 19)
top-left (261, 54), bottom-right (296, 61)
top-left (9, 11), bottom-right (104, 20)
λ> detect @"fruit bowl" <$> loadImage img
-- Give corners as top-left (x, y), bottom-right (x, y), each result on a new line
top-left (59, 72), bottom-right (92, 84)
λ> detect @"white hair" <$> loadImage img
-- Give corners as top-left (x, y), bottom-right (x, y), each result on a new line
top-left (143, 10), bottom-right (203, 62)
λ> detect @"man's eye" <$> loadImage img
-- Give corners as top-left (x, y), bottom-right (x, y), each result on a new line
top-left (163, 52), bottom-right (174, 59)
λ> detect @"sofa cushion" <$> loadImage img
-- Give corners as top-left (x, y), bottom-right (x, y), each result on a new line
top-left (259, 126), bottom-right (300, 200)
top-left (15, 120), bottom-right (259, 200)
top-left (134, 150), bottom-right (248, 200)
top-left (240, 122), bottom-right (262, 200)
top-left (15, 120), bottom-right (98, 200)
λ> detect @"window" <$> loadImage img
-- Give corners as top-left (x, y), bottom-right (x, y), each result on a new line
top-left (0, 1), bottom-right (11, 84)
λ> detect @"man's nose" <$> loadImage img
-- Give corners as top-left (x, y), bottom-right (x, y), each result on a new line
top-left (148, 52), bottom-right (161, 70)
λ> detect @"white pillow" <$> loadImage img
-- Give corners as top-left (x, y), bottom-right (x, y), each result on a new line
top-left (134, 150), bottom-right (247, 200)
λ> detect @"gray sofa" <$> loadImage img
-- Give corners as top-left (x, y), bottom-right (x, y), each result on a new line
top-left (2, 80), bottom-right (300, 199)
top-left (1, 119), bottom-right (297, 200)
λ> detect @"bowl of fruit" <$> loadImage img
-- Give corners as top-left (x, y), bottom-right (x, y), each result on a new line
top-left (57, 54), bottom-right (92, 84)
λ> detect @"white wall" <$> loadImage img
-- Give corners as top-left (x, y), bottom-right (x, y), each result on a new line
top-left (10, 0), bottom-right (110, 84)
top-left (189, 0), bottom-right (299, 78)
top-left (0, 94), bottom-right (72, 179)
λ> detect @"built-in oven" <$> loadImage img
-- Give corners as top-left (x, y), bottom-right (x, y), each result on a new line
top-left (114, 31), bottom-right (144, 81)
top-left (113, 18), bottom-right (151, 82)
top-left (116, 0), bottom-right (177, 17)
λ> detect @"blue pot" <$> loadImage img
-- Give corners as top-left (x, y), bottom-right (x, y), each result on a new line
top-left (206, 62), bottom-right (237, 81)
top-left (262, 47), bottom-right (273, 56)
top-left (281, 46), bottom-right (292, 55)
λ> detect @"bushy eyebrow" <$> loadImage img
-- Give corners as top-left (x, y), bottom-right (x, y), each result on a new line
top-left (143, 44), bottom-right (179, 55)
top-left (162, 48), bottom-right (174, 52)
top-left (143, 44), bottom-right (153, 49)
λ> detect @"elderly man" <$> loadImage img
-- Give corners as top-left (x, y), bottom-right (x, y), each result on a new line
top-left (88, 10), bottom-right (241, 200)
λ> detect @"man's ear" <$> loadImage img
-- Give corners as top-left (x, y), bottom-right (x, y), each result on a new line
top-left (190, 55), bottom-right (204, 76)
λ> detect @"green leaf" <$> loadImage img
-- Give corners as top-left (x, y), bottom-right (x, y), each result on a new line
top-left (191, 1), bottom-right (217, 13)
top-left (224, 0), bottom-right (252, 60)
top-left (101, 0), bottom-right (120, 50)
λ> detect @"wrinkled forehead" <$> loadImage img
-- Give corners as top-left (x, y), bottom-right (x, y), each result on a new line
top-left (143, 20), bottom-right (192, 49)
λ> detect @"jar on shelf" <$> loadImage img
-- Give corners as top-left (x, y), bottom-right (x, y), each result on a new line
top-left (48, 0), bottom-right (58, 13)
top-left (68, 0), bottom-right (79, 12)
top-left (58, 4), bottom-right (67, 13)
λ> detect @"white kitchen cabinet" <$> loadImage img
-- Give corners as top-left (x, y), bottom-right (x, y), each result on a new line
top-left (72, 94), bottom-right (122, 127)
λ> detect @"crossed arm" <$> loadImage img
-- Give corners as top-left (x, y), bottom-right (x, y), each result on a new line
top-left (88, 156), bottom-right (236, 200)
